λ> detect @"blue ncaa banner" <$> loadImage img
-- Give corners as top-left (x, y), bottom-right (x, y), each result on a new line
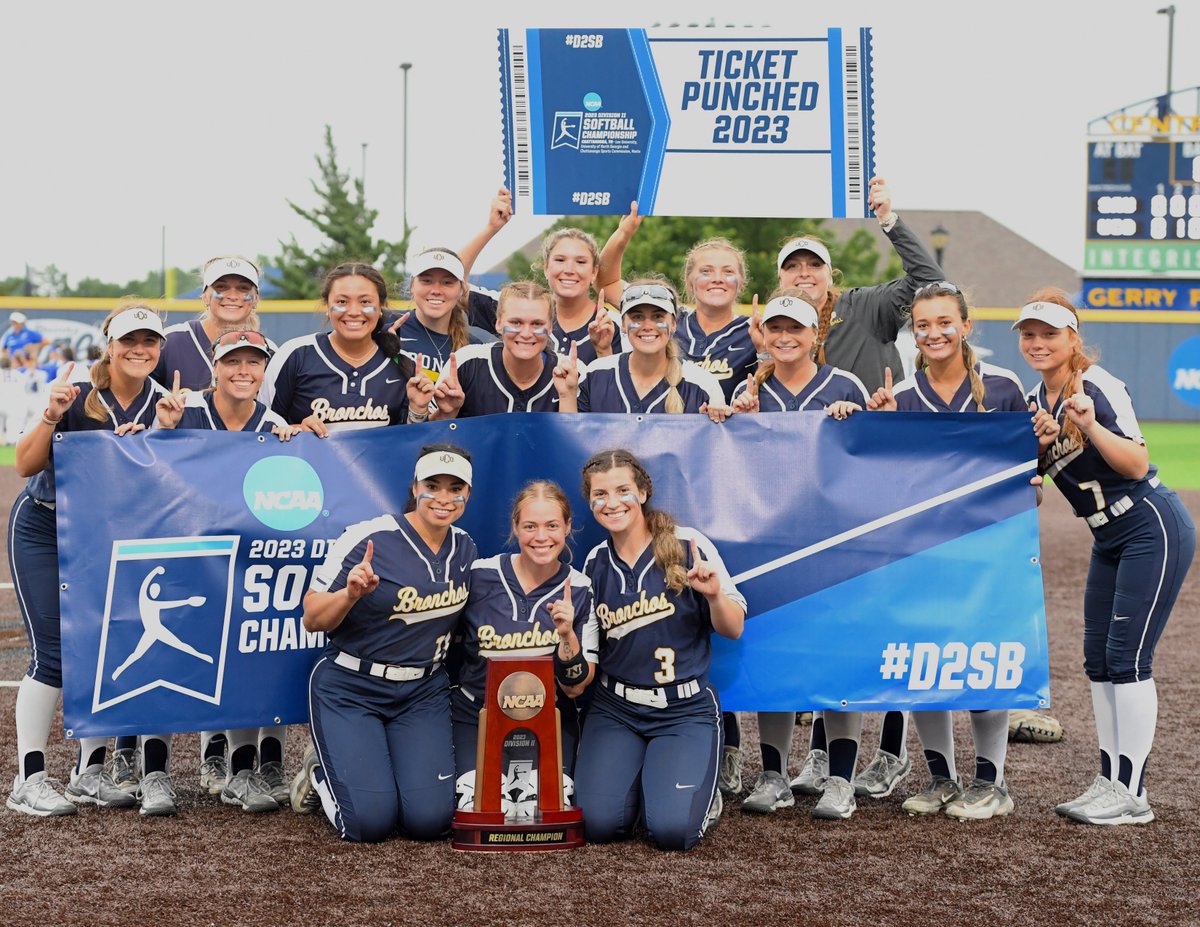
top-left (57, 413), bottom-right (1048, 736)
top-left (498, 26), bottom-right (876, 218)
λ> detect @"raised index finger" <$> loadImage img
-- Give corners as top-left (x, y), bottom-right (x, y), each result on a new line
top-left (57, 361), bottom-right (75, 382)
top-left (388, 311), bottom-right (411, 336)
top-left (690, 537), bottom-right (702, 565)
top-left (569, 340), bottom-right (577, 366)
top-left (362, 539), bottom-right (374, 567)
top-left (1073, 369), bottom-right (1085, 395)
top-left (171, 369), bottom-right (182, 396)
top-left (563, 580), bottom-right (572, 608)
top-left (884, 367), bottom-right (893, 391)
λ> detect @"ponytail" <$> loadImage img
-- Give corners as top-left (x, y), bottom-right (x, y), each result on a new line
top-left (813, 291), bottom-right (838, 365)
top-left (664, 338), bottom-right (685, 414)
top-left (962, 341), bottom-right (986, 412)
top-left (85, 355), bottom-right (113, 422)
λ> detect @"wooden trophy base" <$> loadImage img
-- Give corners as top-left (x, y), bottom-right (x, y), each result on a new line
top-left (451, 807), bottom-right (585, 852)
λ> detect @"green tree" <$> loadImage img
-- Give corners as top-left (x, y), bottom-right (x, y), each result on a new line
top-left (271, 126), bottom-right (409, 299)
top-left (507, 215), bottom-right (901, 302)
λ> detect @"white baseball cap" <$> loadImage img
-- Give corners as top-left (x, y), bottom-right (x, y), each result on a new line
top-left (777, 237), bottom-right (832, 269)
top-left (202, 257), bottom-right (260, 289)
top-left (414, 449), bottom-right (473, 486)
top-left (761, 295), bottom-right (819, 328)
top-left (9, 312), bottom-right (27, 325)
top-left (107, 306), bottom-right (165, 342)
top-left (619, 283), bottom-right (678, 317)
top-left (410, 250), bottom-right (466, 282)
top-left (1011, 301), bottom-right (1079, 331)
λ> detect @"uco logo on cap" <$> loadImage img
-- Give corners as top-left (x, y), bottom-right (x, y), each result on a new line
top-left (440, 453), bottom-right (455, 463)
top-left (497, 671), bottom-right (547, 721)
top-left (779, 297), bottom-right (794, 307)
top-left (134, 309), bottom-right (148, 320)
top-left (431, 252), bottom-right (444, 262)
top-left (242, 457), bottom-right (325, 531)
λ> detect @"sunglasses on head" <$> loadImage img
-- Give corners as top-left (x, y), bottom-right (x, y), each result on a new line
top-left (214, 330), bottom-right (269, 350)
top-left (914, 281), bottom-right (960, 298)
top-left (620, 284), bottom-right (676, 309)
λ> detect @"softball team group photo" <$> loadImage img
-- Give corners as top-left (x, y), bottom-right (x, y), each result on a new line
top-left (6, 178), bottom-right (1194, 851)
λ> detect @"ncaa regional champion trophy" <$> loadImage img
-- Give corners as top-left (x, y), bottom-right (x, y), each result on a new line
top-left (451, 656), bottom-right (585, 851)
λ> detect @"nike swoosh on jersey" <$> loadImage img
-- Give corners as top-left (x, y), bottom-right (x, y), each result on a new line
top-left (386, 377), bottom-right (404, 384)
top-left (438, 772), bottom-right (453, 780)
top-left (675, 783), bottom-right (696, 790)
top-left (1113, 615), bottom-right (1131, 622)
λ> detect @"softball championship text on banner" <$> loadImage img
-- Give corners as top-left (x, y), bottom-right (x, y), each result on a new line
top-left (497, 26), bottom-right (876, 218)
top-left (56, 413), bottom-right (1048, 737)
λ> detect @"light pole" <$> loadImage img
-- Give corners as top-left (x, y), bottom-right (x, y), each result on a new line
top-left (1157, 6), bottom-right (1175, 100)
top-left (400, 62), bottom-right (413, 234)
top-left (930, 224), bottom-right (949, 269)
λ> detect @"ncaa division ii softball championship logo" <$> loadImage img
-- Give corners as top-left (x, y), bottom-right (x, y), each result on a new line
top-left (243, 456), bottom-right (325, 531)
top-left (94, 536), bottom-right (239, 712)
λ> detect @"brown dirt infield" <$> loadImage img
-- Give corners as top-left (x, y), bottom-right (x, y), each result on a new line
top-left (1, 468), bottom-right (1197, 927)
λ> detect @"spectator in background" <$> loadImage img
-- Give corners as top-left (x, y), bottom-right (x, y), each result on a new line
top-left (1, 313), bottom-right (46, 365)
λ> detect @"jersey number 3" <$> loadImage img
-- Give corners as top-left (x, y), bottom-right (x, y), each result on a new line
top-left (653, 647), bottom-right (676, 684)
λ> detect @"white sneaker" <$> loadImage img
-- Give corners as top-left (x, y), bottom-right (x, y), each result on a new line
top-left (1065, 780), bottom-right (1153, 825)
top-left (790, 749), bottom-right (829, 796)
top-left (258, 761), bottom-right (290, 806)
top-left (718, 745), bottom-right (743, 796)
top-left (289, 747), bottom-right (322, 815)
top-left (901, 776), bottom-right (962, 816)
top-left (66, 763), bottom-right (137, 808)
top-left (7, 773), bottom-right (77, 817)
top-left (703, 789), bottom-right (723, 834)
top-left (1054, 775), bottom-right (1110, 817)
top-left (741, 771), bottom-right (795, 814)
top-left (221, 769), bottom-right (280, 813)
top-left (812, 775), bottom-right (856, 820)
top-left (944, 779), bottom-right (1014, 821)
top-left (853, 749), bottom-right (912, 798)
top-left (138, 771), bottom-right (178, 817)
top-left (107, 748), bottom-right (140, 794)
top-left (198, 755), bottom-right (228, 796)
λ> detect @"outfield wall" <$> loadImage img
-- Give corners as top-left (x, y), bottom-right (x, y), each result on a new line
top-left (3, 298), bottom-right (1198, 422)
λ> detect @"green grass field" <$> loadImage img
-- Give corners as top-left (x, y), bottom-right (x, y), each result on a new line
top-left (0, 422), bottom-right (1195, 486)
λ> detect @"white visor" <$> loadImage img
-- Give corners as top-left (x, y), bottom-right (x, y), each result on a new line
top-left (777, 237), bottom-right (832, 269)
top-left (410, 251), bottom-right (466, 282)
top-left (203, 257), bottom-right (260, 289)
top-left (761, 295), bottom-right (819, 328)
top-left (1011, 301), bottom-right (1078, 331)
top-left (10, 312), bottom-right (27, 325)
top-left (414, 450), bottom-right (473, 487)
top-left (107, 307), bottom-right (165, 342)
top-left (619, 284), bottom-right (678, 317)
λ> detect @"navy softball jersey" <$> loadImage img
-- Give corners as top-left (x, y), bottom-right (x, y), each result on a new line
top-left (261, 333), bottom-right (409, 430)
top-left (311, 514), bottom-right (476, 666)
top-left (675, 311), bottom-right (757, 403)
top-left (894, 362), bottom-right (1026, 413)
top-left (455, 555), bottom-right (597, 699)
top-left (152, 319), bottom-right (277, 392)
top-left (451, 343), bottom-right (575, 416)
top-left (730, 363), bottom-right (868, 411)
top-left (176, 391), bottom-right (288, 432)
top-left (552, 310), bottom-right (624, 366)
top-left (12, 382), bottom-right (165, 689)
top-left (1029, 366), bottom-right (1159, 520)
top-left (581, 528), bottom-right (744, 688)
top-left (577, 353), bottom-right (724, 413)
top-left (306, 515), bottom-right (477, 842)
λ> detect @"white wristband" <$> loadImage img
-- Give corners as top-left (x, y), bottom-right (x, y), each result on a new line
top-left (879, 211), bottom-right (898, 233)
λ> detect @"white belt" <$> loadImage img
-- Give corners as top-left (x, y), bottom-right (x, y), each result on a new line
top-left (1085, 478), bottom-right (1159, 528)
top-left (602, 673), bottom-right (701, 709)
top-left (334, 650), bottom-right (429, 682)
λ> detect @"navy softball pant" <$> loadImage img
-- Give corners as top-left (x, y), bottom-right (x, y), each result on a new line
top-left (1083, 486), bottom-right (1195, 684)
top-left (8, 491), bottom-right (62, 687)
top-left (308, 656), bottom-right (456, 843)
top-left (574, 680), bottom-right (721, 852)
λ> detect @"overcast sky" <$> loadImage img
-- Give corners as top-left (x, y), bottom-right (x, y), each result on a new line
top-left (3, 1), bottom-right (1193, 285)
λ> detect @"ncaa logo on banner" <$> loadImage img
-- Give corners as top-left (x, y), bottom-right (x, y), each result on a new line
top-left (243, 456), bottom-right (325, 530)
top-left (1168, 336), bottom-right (1200, 409)
top-left (93, 536), bottom-right (239, 712)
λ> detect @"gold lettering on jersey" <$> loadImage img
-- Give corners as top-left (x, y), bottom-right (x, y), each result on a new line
top-left (478, 622), bottom-right (558, 653)
top-left (389, 579), bottom-right (469, 624)
top-left (696, 357), bottom-right (733, 380)
top-left (596, 590), bottom-right (675, 639)
top-left (1041, 431), bottom-right (1084, 480)
top-left (309, 397), bottom-right (390, 423)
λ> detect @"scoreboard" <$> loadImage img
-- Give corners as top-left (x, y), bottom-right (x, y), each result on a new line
top-left (1085, 140), bottom-right (1200, 277)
